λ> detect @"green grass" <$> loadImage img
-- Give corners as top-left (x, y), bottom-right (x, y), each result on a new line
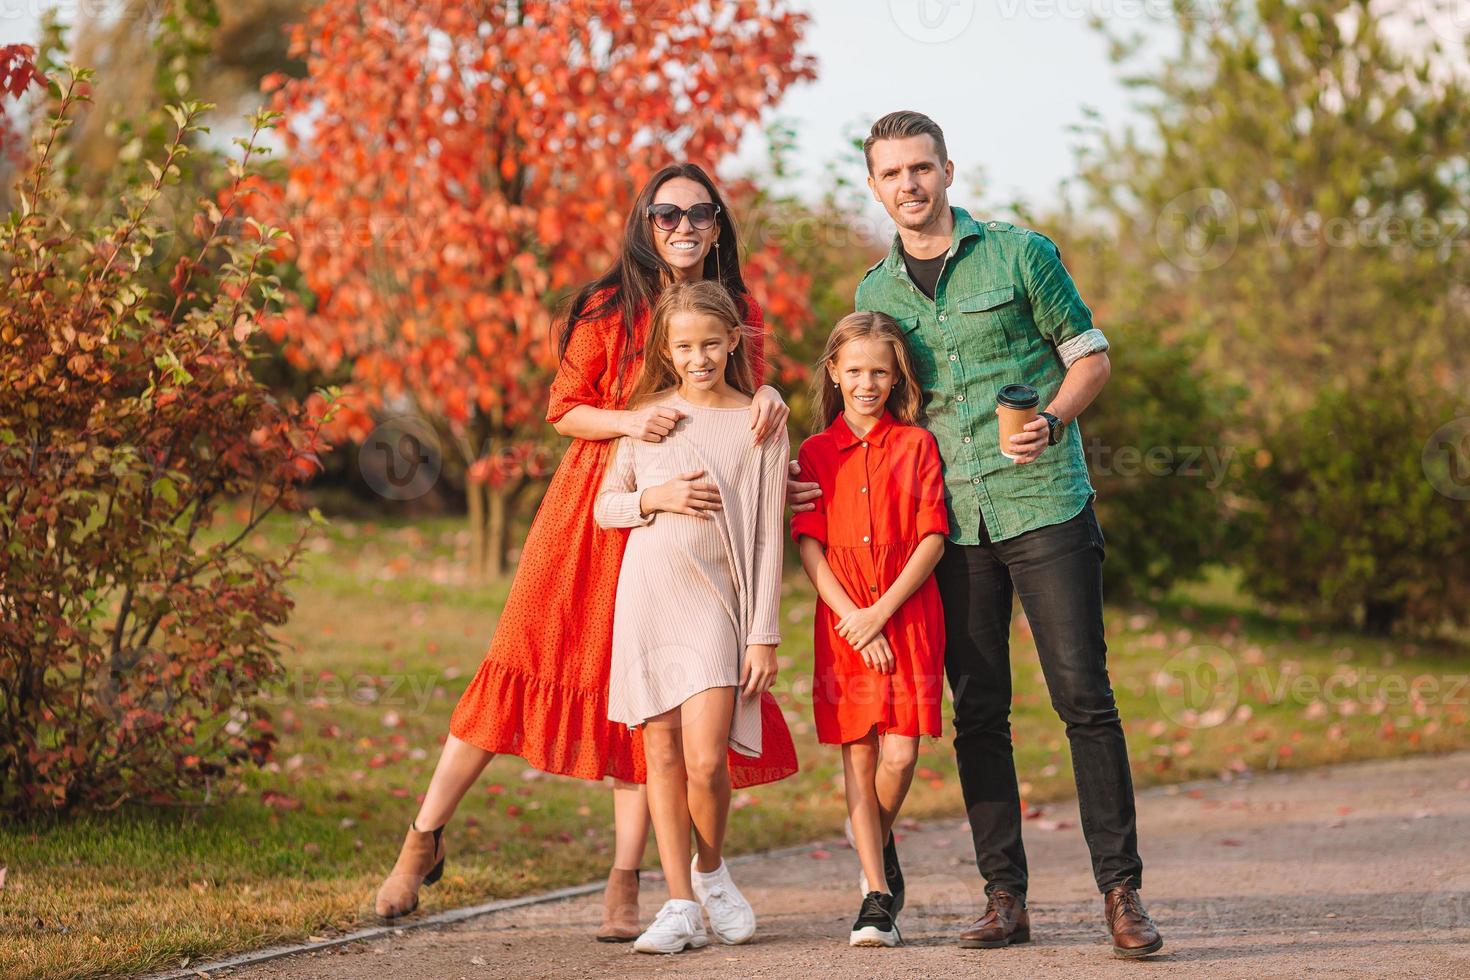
top-left (2, 508), bottom-right (1466, 978)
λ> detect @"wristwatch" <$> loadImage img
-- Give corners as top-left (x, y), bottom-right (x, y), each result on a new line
top-left (1039, 411), bottom-right (1064, 446)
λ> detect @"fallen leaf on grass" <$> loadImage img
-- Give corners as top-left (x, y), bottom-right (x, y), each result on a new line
top-left (260, 790), bottom-right (301, 811)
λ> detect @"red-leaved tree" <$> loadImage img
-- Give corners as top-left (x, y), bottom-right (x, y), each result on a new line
top-left (254, 0), bottom-right (815, 577)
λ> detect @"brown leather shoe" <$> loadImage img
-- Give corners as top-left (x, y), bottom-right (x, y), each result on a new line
top-left (958, 888), bottom-right (1031, 948)
top-left (1105, 882), bottom-right (1163, 958)
top-left (374, 823), bottom-right (445, 921)
top-left (595, 867), bottom-right (641, 942)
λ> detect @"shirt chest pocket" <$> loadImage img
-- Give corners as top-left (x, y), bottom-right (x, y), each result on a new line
top-left (898, 314), bottom-right (940, 393)
top-left (955, 283), bottom-right (1024, 356)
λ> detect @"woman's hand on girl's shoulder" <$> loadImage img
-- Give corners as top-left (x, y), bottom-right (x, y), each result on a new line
top-left (624, 402), bottom-right (686, 442)
top-left (749, 384), bottom-right (789, 447)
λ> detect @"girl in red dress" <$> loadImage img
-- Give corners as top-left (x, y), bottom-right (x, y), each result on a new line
top-left (373, 164), bottom-right (798, 938)
top-left (791, 310), bottom-right (948, 948)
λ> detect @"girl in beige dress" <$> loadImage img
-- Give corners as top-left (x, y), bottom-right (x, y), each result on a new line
top-left (594, 279), bottom-right (794, 954)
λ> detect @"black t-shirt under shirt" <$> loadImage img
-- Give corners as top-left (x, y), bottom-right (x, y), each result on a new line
top-left (900, 243), bottom-right (945, 300)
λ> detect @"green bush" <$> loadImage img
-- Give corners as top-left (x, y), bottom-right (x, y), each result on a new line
top-left (1236, 372), bottom-right (1470, 635)
top-left (0, 63), bottom-right (336, 814)
top-left (1084, 328), bottom-right (1242, 601)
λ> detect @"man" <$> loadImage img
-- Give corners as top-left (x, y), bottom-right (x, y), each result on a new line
top-left (795, 109), bottom-right (1162, 958)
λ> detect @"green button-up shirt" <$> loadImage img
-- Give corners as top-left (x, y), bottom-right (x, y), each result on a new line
top-left (854, 207), bottom-right (1109, 544)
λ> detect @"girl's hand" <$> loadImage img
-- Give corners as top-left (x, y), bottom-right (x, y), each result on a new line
top-left (786, 458), bottom-right (822, 513)
top-left (625, 404), bottom-right (687, 443)
top-left (749, 385), bottom-right (790, 446)
top-left (740, 644), bottom-right (778, 699)
top-left (836, 605), bottom-right (889, 653)
top-left (858, 635), bottom-right (896, 675)
top-left (642, 470), bottom-right (722, 519)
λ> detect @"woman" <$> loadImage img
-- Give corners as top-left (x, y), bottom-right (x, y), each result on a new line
top-left (373, 164), bottom-right (798, 941)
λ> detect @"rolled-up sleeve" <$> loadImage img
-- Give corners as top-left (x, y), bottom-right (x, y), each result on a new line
top-left (1023, 231), bottom-right (1104, 361)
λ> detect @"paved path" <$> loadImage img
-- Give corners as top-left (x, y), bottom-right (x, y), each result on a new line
top-left (231, 752), bottom-right (1470, 979)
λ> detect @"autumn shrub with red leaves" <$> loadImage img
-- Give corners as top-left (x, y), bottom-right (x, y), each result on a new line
top-left (0, 59), bottom-right (338, 815)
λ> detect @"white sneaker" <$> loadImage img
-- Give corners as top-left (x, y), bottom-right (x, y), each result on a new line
top-left (690, 858), bottom-right (756, 944)
top-left (633, 899), bottom-right (708, 954)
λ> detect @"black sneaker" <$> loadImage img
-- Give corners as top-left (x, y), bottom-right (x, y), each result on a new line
top-left (850, 890), bottom-right (901, 947)
top-left (883, 833), bottom-right (905, 915)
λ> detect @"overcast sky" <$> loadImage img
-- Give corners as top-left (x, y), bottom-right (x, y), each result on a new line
top-left (2, 0), bottom-right (1177, 223)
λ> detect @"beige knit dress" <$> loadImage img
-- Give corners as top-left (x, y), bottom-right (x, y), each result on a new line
top-left (594, 391), bottom-right (790, 757)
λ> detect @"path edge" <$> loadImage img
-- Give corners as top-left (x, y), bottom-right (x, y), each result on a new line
top-left (146, 748), bottom-right (1470, 978)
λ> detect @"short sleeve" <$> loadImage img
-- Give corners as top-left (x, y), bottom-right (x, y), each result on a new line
top-left (915, 431), bottom-right (950, 540)
top-left (1022, 231), bottom-right (1097, 350)
top-left (789, 439), bottom-right (828, 546)
top-left (546, 317), bottom-right (611, 425)
top-left (742, 296), bottom-right (768, 388)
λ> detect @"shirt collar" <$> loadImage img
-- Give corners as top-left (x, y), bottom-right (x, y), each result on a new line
top-left (829, 409), bottom-right (896, 450)
top-left (882, 205), bottom-right (985, 279)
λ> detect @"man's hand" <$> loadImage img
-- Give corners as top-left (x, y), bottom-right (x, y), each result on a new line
top-left (786, 458), bottom-right (822, 512)
top-left (1008, 415), bottom-right (1050, 465)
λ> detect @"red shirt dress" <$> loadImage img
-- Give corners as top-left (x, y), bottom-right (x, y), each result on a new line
top-left (791, 410), bottom-right (949, 745)
top-left (448, 290), bottom-right (799, 787)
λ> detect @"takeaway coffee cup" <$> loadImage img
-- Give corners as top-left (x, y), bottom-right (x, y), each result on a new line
top-left (996, 384), bottom-right (1040, 460)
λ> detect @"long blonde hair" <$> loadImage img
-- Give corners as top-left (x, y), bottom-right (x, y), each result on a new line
top-left (810, 311), bottom-right (923, 431)
top-left (627, 279), bottom-right (755, 408)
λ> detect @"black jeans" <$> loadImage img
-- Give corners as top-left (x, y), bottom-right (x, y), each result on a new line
top-left (934, 499), bottom-right (1142, 900)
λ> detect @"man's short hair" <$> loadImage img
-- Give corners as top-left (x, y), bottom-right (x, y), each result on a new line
top-left (863, 110), bottom-right (948, 173)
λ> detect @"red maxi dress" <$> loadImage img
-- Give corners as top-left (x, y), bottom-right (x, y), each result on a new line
top-left (790, 410), bottom-right (949, 745)
top-left (449, 292), bottom-right (799, 786)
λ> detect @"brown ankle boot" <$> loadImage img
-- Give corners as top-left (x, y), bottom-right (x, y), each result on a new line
top-left (374, 823), bottom-right (446, 921)
top-left (1104, 882), bottom-right (1163, 958)
top-left (595, 867), bottom-right (641, 942)
top-left (958, 888), bottom-right (1030, 948)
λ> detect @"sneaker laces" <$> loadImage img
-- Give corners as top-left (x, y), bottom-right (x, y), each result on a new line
top-left (650, 902), bottom-right (695, 933)
top-left (858, 893), bottom-right (901, 942)
top-left (703, 882), bottom-right (741, 918)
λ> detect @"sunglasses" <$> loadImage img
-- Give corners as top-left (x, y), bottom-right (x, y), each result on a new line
top-left (646, 202), bottom-right (721, 232)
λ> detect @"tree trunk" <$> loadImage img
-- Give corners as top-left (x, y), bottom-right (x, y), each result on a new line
top-left (1362, 598), bottom-right (1402, 636)
top-left (467, 479), bottom-right (485, 582)
top-left (485, 483), bottom-right (507, 580)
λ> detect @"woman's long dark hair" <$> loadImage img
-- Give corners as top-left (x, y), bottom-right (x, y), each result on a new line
top-left (556, 163), bottom-right (750, 393)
